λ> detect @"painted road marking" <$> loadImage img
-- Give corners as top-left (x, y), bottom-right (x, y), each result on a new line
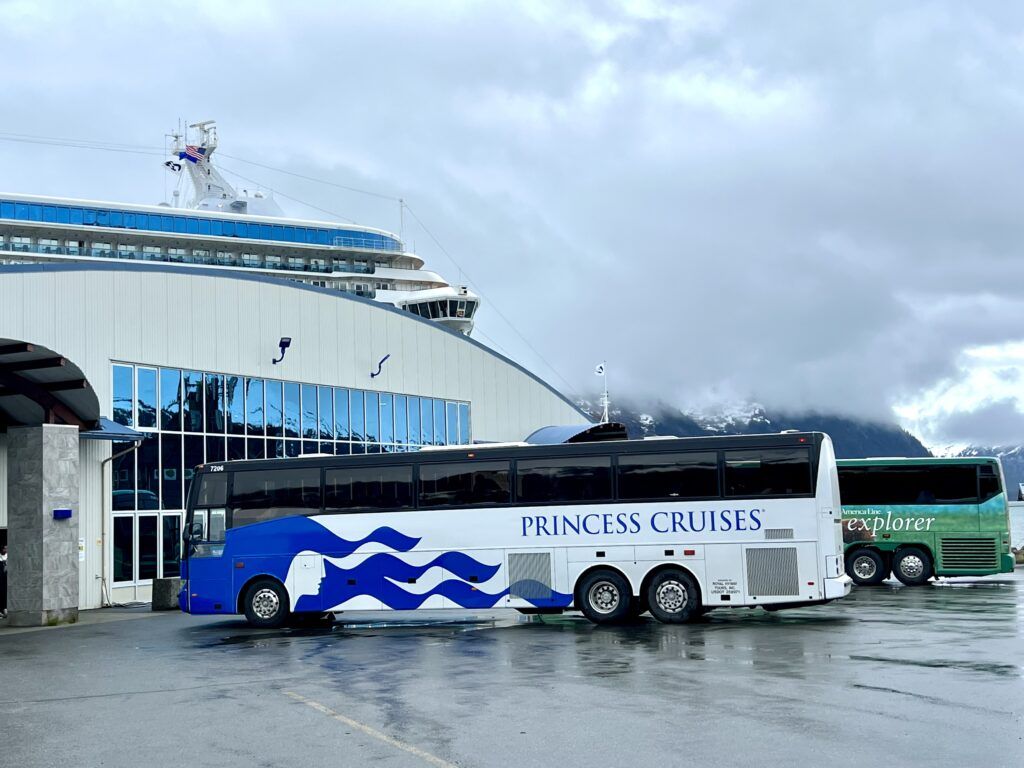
top-left (284, 691), bottom-right (458, 768)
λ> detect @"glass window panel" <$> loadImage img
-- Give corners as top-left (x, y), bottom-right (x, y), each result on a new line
top-left (110, 210), bottom-right (123, 227)
top-left (325, 465), bottom-right (414, 511)
top-left (265, 380), bottom-right (283, 437)
top-left (838, 465), bottom-right (978, 506)
top-left (419, 461), bottom-right (511, 507)
top-left (301, 383), bottom-right (318, 439)
top-left (459, 403), bottom-right (470, 444)
top-left (516, 457), bottom-right (613, 503)
top-left (335, 389), bottom-right (350, 440)
top-left (160, 433), bottom-right (182, 510)
top-left (245, 378), bottom-right (265, 436)
top-left (205, 374), bottom-right (225, 433)
top-left (112, 448), bottom-right (135, 511)
top-left (380, 393), bottom-right (394, 445)
top-left (195, 473), bottom-right (227, 508)
top-left (159, 369), bottom-right (181, 430)
top-left (113, 364), bottom-right (134, 426)
top-left (724, 448), bottom-right (812, 498)
top-left (420, 398), bottom-right (433, 446)
top-left (365, 392), bottom-right (380, 443)
top-left (618, 452), bottom-right (719, 500)
top-left (183, 435), bottom-right (204, 500)
top-left (228, 437), bottom-right (245, 461)
top-left (395, 396), bottom-right (408, 445)
top-left (283, 382), bottom-right (300, 438)
top-left (162, 515), bottom-right (181, 578)
top-left (446, 402), bottom-right (458, 445)
top-left (318, 387), bottom-right (333, 440)
top-left (267, 438), bottom-right (284, 458)
top-left (113, 516), bottom-right (134, 583)
top-left (350, 390), bottom-right (365, 442)
top-left (226, 376), bottom-right (245, 435)
top-left (137, 367), bottom-right (157, 429)
top-left (285, 440), bottom-right (301, 458)
top-left (433, 400), bottom-right (446, 446)
top-left (229, 467), bottom-right (321, 526)
top-left (979, 464), bottom-right (1002, 503)
top-left (139, 515), bottom-right (158, 580)
top-left (301, 440), bottom-right (318, 455)
top-left (205, 436), bottom-right (225, 464)
top-left (137, 435), bottom-right (159, 510)
top-left (408, 397), bottom-right (421, 445)
top-left (182, 371), bottom-right (204, 433)
top-left (247, 438), bottom-right (265, 459)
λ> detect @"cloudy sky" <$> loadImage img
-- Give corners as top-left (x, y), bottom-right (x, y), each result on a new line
top-left (2, 0), bottom-right (1024, 446)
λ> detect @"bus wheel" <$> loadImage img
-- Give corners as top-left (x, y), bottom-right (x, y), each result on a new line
top-left (845, 549), bottom-right (887, 586)
top-left (577, 570), bottom-right (633, 624)
top-left (243, 579), bottom-right (290, 628)
top-left (893, 547), bottom-right (933, 586)
top-left (646, 569), bottom-right (701, 624)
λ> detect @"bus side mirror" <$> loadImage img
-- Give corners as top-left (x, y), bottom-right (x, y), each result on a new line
top-left (189, 520), bottom-right (204, 540)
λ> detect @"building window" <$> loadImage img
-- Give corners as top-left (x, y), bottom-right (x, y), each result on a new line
top-left (113, 516), bottom-right (134, 583)
top-left (113, 364), bottom-right (134, 426)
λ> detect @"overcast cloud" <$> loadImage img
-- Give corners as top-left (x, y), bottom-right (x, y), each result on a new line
top-left (3, 0), bottom-right (1024, 444)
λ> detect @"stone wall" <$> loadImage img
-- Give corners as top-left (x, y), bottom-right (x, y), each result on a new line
top-left (6, 424), bottom-right (79, 626)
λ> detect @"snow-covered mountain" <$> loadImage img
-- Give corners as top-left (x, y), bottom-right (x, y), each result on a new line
top-left (580, 399), bottom-right (930, 460)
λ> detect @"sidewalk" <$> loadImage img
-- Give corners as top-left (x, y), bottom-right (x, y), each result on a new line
top-left (0, 605), bottom-right (171, 636)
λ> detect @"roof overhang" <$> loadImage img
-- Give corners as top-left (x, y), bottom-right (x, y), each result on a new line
top-left (0, 339), bottom-right (100, 429)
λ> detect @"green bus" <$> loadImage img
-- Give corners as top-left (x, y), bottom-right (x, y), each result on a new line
top-left (838, 457), bottom-right (1015, 586)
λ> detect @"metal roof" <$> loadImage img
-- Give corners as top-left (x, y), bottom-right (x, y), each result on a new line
top-left (80, 417), bottom-right (144, 442)
top-left (524, 422), bottom-right (629, 445)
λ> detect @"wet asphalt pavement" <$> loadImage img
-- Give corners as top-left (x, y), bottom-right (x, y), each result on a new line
top-left (1, 573), bottom-right (1022, 768)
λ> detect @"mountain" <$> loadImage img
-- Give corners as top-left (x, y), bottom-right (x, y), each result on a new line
top-left (581, 400), bottom-right (931, 460)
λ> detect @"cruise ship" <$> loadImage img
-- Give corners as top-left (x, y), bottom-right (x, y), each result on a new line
top-left (0, 120), bottom-right (480, 335)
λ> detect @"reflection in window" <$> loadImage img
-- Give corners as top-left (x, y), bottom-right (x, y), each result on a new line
top-left (184, 435), bottom-right (204, 500)
top-left (380, 393), bottom-right (394, 445)
top-left (113, 516), bottom-right (134, 583)
top-left (205, 436), bottom-right (225, 464)
top-left (301, 384), bottom-right (317, 439)
top-left (229, 467), bottom-right (321, 526)
top-left (113, 364), bottom-right (133, 426)
top-left (226, 376), bottom-right (245, 435)
top-left (284, 382), bottom-right (300, 438)
top-left (395, 396), bottom-right (408, 445)
top-left (245, 379), bottom-right (264, 436)
top-left (365, 392), bottom-right (380, 443)
top-left (162, 515), bottom-right (181, 578)
top-left (160, 433), bottom-right (182, 510)
top-left (160, 369), bottom-right (181, 430)
top-left (318, 387), bottom-right (333, 440)
top-left (419, 461), bottom-right (511, 507)
top-left (458, 403), bottom-right (470, 444)
top-left (407, 397), bottom-right (420, 445)
top-left (182, 371), bottom-right (204, 432)
top-left (137, 368), bottom-right (157, 429)
top-left (446, 402), bottom-right (458, 446)
top-left (517, 457), bottom-right (613, 503)
top-left (205, 374), bottom-right (225, 433)
top-left (139, 515), bottom-right (158, 580)
top-left (433, 400), bottom-right (446, 446)
top-left (112, 449), bottom-right (135, 511)
top-left (137, 435), bottom-right (159, 510)
top-left (350, 390), bottom-right (365, 442)
top-left (325, 465), bottom-right (414, 511)
top-left (420, 398), bottom-right (433, 446)
top-left (265, 380), bottom-right (283, 437)
top-left (724, 448), bottom-right (812, 497)
top-left (618, 452), bottom-right (718, 500)
top-left (335, 389), bottom-right (350, 440)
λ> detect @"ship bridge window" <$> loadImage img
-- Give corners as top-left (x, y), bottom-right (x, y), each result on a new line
top-left (288, 257), bottom-right (304, 270)
top-left (142, 246), bottom-right (161, 261)
top-left (242, 253), bottom-right (262, 267)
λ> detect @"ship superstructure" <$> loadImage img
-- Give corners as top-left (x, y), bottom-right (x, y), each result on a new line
top-left (0, 121), bottom-right (479, 334)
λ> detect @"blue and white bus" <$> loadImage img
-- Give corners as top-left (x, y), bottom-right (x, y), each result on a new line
top-left (180, 429), bottom-right (851, 627)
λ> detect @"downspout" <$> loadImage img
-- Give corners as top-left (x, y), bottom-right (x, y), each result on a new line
top-left (99, 440), bottom-right (141, 607)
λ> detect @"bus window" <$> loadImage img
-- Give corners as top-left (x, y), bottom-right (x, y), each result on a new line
top-left (195, 472), bottom-right (227, 508)
top-left (617, 452), bottom-right (718, 500)
top-left (209, 509), bottom-right (227, 542)
top-left (325, 465), bottom-right (414, 512)
top-left (840, 466), bottom-right (978, 505)
top-left (516, 456), bottom-right (612, 503)
top-left (979, 464), bottom-right (1002, 502)
top-left (724, 448), bottom-right (811, 497)
top-left (419, 461), bottom-right (510, 507)
top-left (229, 467), bottom-right (321, 526)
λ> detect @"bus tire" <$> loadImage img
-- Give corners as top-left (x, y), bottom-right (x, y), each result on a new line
top-left (646, 568), bottom-right (701, 624)
top-left (846, 548), bottom-right (887, 586)
top-left (893, 547), bottom-right (933, 586)
top-left (577, 569), bottom-right (633, 625)
top-left (243, 578), bottom-right (290, 628)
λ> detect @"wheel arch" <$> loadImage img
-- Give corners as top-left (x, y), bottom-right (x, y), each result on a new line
top-left (639, 563), bottom-right (704, 609)
top-left (236, 573), bottom-right (290, 615)
top-left (572, 564), bottom-right (635, 607)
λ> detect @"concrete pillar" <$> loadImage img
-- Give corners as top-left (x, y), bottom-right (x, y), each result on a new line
top-left (6, 424), bottom-right (80, 626)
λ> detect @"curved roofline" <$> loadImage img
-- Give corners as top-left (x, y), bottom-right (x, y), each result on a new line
top-left (0, 262), bottom-right (589, 420)
top-left (0, 191), bottom-right (401, 241)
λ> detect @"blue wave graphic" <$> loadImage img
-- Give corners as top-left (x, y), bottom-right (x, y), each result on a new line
top-left (227, 516), bottom-right (421, 557)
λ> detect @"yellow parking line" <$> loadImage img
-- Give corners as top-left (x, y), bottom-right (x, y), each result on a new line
top-left (284, 691), bottom-right (459, 768)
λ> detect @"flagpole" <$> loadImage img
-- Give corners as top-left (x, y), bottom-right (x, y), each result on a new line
top-left (601, 360), bottom-right (609, 423)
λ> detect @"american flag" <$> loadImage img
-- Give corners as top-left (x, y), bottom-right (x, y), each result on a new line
top-left (179, 145), bottom-right (207, 163)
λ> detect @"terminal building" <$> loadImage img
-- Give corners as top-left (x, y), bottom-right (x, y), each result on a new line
top-left (0, 123), bottom-right (587, 625)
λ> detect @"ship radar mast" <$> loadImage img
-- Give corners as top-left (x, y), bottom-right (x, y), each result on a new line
top-left (166, 120), bottom-right (282, 217)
